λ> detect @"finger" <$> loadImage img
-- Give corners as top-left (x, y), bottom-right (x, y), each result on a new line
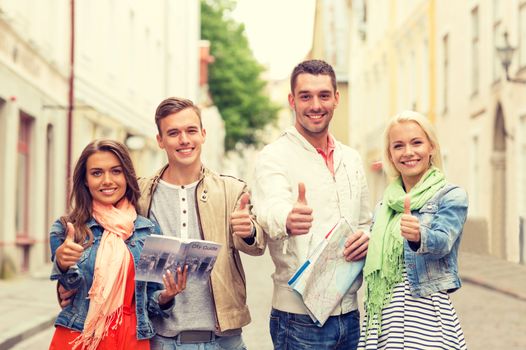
top-left (181, 265), bottom-right (188, 290)
top-left (292, 206), bottom-right (313, 215)
top-left (230, 217), bottom-right (252, 226)
top-left (238, 193), bottom-right (250, 211)
top-left (345, 240), bottom-right (369, 261)
top-left (404, 195), bottom-right (411, 215)
top-left (60, 298), bottom-right (72, 308)
top-left (297, 182), bottom-right (307, 205)
top-left (66, 222), bottom-right (75, 241)
top-left (344, 232), bottom-right (362, 247)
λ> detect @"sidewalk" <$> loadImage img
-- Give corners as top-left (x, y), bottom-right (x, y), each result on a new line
top-left (0, 263), bottom-right (58, 350)
top-left (458, 251), bottom-right (526, 302)
top-left (1, 253), bottom-right (525, 350)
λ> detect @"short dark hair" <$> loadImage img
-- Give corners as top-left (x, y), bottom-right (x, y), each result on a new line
top-left (154, 97), bottom-right (202, 135)
top-left (290, 59), bottom-right (337, 93)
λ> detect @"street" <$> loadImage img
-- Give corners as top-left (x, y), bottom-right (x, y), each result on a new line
top-left (10, 252), bottom-right (526, 350)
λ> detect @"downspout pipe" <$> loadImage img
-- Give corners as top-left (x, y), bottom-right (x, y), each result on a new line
top-left (66, 0), bottom-right (75, 207)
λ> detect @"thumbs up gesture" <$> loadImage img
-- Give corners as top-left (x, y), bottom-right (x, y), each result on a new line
top-left (400, 195), bottom-right (421, 242)
top-left (286, 183), bottom-right (313, 236)
top-left (55, 222), bottom-right (84, 272)
top-left (231, 193), bottom-right (255, 238)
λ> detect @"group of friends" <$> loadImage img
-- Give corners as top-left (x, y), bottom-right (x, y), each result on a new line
top-left (48, 59), bottom-right (469, 350)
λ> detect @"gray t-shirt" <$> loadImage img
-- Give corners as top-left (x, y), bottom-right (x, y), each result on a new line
top-left (150, 179), bottom-right (216, 336)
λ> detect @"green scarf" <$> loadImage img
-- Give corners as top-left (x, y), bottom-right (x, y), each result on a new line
top-left (363, 167), bottom-right (446, 334)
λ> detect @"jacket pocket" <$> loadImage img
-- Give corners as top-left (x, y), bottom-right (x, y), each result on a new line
top-left (418, 203), bottom-right (438, 227)
top-left (424, 257), bottom-right (450, 281)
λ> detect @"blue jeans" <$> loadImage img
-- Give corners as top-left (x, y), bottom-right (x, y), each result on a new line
top-left (269, 308), bottom-right (360, 350)
top-left (150, 334), bottom-right (247, 350)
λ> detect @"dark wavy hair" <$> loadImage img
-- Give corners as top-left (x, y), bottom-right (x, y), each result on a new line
top-left (290, 59), bottom-right (337, 93)
top-left (63, 139), bottom-right (140, 247)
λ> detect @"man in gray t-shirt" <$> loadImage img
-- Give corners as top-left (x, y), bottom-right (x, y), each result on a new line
top-left (140, 97), bottom-right (265, 350)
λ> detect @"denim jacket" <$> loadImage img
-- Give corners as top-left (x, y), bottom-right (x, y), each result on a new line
top-left (49, 216), bottom-right (165, 340)
top-left (404, 184), bottom-right (468, 297)
top-left (374, 183), bottom-right (468, 298)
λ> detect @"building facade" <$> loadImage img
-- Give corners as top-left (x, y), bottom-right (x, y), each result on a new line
top-left (0, 0), bottom-right (200, 276)
top-left (348, 0), bottom-right (526, 263)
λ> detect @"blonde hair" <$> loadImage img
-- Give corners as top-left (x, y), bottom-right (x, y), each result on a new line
top-left (382, 110), bottom-right (443, 179)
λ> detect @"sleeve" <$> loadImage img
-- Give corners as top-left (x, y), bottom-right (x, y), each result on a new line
top-left (252, 148), bottom-right (295, 241)
top-left (416, 187), bottom-right (468, 258)
top-left (49, 220), bottom-right (83, 290)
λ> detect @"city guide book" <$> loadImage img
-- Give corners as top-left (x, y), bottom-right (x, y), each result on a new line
top-left (288, 218), bottom-right (365, 327)
top-left (136, 234), bottom-right (222, 283)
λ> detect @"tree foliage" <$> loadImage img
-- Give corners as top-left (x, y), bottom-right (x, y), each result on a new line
top-left (201, 0), bottom-right (279, 151)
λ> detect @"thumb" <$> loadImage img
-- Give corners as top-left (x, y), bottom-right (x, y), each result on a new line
top-left (404, 195), bottom-right (411, 215)
top-left (238, 193), bottom-right (250, 211)
top-left (297, 182), bottom-right (307, 205)
top-left (66, 222), bottom-right (76, 241)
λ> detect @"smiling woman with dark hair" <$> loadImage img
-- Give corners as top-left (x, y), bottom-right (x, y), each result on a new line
top-left (48, 139), bottom-right (186, 350)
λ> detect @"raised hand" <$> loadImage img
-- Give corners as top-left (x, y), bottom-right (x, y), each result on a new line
top-left (286, 183), bottom-right (313, 236)
top-left (55, 223), bottom-right (84, 272)
top-left (400, 195), bottom-right (420, 242)
top-left (230, 193), bottom-right (254, 238)
top-left (158, 265), bottom-right (188, 306)
top-left (343, 230), bottom-right (369, 261)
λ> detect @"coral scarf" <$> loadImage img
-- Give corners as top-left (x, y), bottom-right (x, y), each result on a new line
top-left (363, 167), bottom-right (446, 335)
top-left (72, 198), bottom-right (137, 350)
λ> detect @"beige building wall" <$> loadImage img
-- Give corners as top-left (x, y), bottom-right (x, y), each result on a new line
top-left (436, 0), bottom-right (526, 262)
top-left (349, 0), bottom-right (434, 205)
top-left (309, 0), bottom-right (351, 145)
top-left (0, 0), bottom-right (201, 276)
top-left (349, 0), bottom-right (526, 263)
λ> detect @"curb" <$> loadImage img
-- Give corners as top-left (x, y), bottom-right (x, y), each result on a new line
top-left (461, 274), bottom-right (526, 303)
top-left (0, 315), bottom-right (55, 350)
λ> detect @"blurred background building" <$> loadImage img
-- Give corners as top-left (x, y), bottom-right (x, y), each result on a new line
top-left (345, 0), bottom-right (526, 263)
top-left (0, 0), bottom-right (228, 277)
top-left (1, 0), bottom-right (524, 279)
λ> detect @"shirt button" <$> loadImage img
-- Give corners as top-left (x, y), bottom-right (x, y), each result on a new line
top-left (181, 185), bottom-right (185, 189)
top-left (182, 223), bottom-right (186, 227)
top-left (183, 210), bottom-right (187, 214)
top-left (182, 197), bottom-right (186, 201)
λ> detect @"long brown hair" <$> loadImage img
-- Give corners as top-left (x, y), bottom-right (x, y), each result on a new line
top-left (63, 139), bottom-right (140, 247)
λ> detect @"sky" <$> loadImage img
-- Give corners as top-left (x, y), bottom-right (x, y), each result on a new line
top-left (231, 0), bottom-right (316, 80)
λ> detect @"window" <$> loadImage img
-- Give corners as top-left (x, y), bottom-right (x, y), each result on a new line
top-left (471, 7), bottom-right (479, 95)
top-left (442, 34), bottom-right (449, 114)
top-left (16, 113), bottom-right (33, 271)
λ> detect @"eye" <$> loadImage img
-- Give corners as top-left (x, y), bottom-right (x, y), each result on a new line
top-left (188, 129), bottom-right (198, 134)
top-left (320, 94), bottom-right (331, 100)
top-left (112, 168), bottom-right (123, 175)
top-left (299, 95), bottom-right (310, 101)
top-left (167, 130), bottom-right (179, 137)
top-left (91, 170), bottom-right (102, 177)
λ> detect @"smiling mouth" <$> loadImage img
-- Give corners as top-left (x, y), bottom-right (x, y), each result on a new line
top-left (401, 159), bottom-right (420, 167)
top-left (176, 147), bottom-right (194, 154)
top-left (100, 188), bottom-right (118, 194)
top-left (306, 114), bottom-right (325, 120)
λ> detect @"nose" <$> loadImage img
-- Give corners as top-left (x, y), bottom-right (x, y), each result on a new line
top-left (403, 145), bottom-right (414, 155)
top-left (102, 172), bottom-right (112, 184)
top-left (178, 131), bottom-right (189, 144)
top-left (311, 96), bottom-right (321, 110)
